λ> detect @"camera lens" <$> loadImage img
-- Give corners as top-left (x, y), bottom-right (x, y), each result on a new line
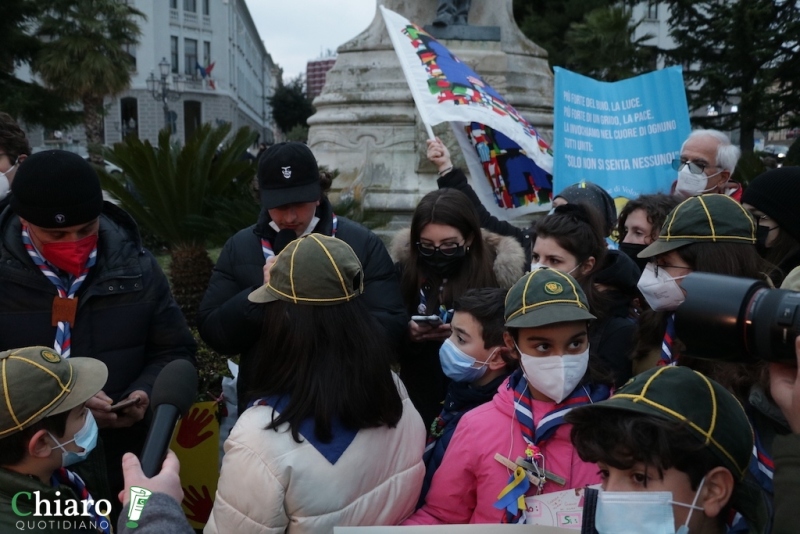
top-left (676, 272), bottom-right (800, 362)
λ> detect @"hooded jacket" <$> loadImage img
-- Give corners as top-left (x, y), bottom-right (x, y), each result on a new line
top-left (197, 196), bottom-right (407, 411)
top-left (204, 373), bottom-right (426, 534)
top-left (389, 228), bottom-right (526, 427)
top-left (0, 202), bottom-right (196, 400)
top-left (404, 372), bottom-right (603, 525)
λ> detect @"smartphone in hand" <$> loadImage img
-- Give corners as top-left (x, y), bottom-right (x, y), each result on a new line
top-left (411, 315), bottom-right (443, 326)
top-left (109, 397), bottom-right (141, 413)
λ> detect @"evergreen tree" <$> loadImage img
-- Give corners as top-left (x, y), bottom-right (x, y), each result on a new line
top-left (0, 0), bottom-right (80, 128)
top-left (33, 0), bottom-right (144, 160)
top-left (269, 75), bottom-right (315, 135)
top-left (664, 0), bottom-right (800, 153)
top-left (513, 0), bottom-right (617, 69)
top-left (566, 6), bottom-right (655, 82)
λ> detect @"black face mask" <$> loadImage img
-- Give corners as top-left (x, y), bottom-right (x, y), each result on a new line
top-left (419, 246), bottom-right (467, 277)
top-left (755, 224), bottom-right (777, 257)
top-left (619, 242), bottom-right (649, 272)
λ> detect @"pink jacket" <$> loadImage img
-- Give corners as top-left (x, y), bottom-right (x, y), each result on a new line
top-left (404, 376), bottom-right (601, 525)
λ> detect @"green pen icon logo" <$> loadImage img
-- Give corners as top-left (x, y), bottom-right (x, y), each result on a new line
top-left (125, 486), bottom-right (153, 529)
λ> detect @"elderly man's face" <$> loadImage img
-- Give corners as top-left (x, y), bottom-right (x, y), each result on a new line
top-left (679, 135), bottom-right (730, 192)
top-left (268, 201), bottom-right (320, 237)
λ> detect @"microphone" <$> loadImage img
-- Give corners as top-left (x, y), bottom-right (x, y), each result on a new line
top-left (273, 229), bottom-right (297, 256)
top-left (139, 359), bottom-right (198, 477)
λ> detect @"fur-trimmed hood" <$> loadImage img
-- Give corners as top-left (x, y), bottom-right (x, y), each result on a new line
top-left (389, 228), bottom-right (526, 289)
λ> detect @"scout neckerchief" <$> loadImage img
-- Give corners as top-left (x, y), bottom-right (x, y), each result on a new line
top-left (22, 226), bottom-right (97, 358)
top-left (50, 468), bottom-right (111, 534)
top-left (747, 415), bottom-right (774, 495)
top-left (248, 395), bottom-right (357, 464)
top-left (658, 313), bottom-right (678, 366)
top-left (261, 214), bottom-right (337, 260)
top-left (498, 369), bottom-right (611, 523)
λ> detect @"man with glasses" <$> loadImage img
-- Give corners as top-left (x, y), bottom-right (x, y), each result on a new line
top-left (0, 112), bottom-right (31, 213)
top-left (198, 142), bottom-right (406, 411)
top-left (671, 129), bottom-right (742, 201)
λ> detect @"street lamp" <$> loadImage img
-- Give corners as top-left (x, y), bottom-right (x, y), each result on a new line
top-left (147, 57), bottom-right (184, 131)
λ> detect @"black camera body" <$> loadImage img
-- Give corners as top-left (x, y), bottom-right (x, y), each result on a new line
top-left (675, 272), bottom-right (800, 362)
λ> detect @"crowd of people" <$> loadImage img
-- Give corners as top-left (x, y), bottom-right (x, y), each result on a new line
top-left (0, 108), bottom-right (799, 534)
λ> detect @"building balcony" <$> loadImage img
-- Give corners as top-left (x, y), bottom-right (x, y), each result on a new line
top-left (184, 11), bottom-right (198, 27)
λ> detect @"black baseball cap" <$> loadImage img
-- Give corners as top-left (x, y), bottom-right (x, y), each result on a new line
top-left (257, 142), bottom-right (321, 210)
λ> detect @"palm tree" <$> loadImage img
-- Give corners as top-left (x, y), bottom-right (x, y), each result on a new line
top-left (33, 0), bottom-right (144, 161)
top-left (99, 123), bottom-right (258, 325)
top-left (565, 6), bottom-right (655, 82)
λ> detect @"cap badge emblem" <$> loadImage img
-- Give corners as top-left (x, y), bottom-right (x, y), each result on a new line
top-left (544, 281), bottom-right (563, 295)
top-left (54, 214), bottom-right (66, 224)
top-left (281, 166), bottom-right (292, 179)
top-left (40, 349), bottom-right (61, 364)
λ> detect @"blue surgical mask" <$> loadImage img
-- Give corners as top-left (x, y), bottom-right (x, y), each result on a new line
top-left (49, 410), bottom-right (98, 467)
top-left (438, 338), bottom-right (496, 383)
top-left (595, 477), bottom-right (705, 534)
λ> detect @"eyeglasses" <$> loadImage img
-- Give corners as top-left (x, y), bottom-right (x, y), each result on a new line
top-left (671, 158), bottom-right (718, 175)
top-left (653, 262), bottom-right (692, 277)
top-left (416, 241), bottom-right (464, 257)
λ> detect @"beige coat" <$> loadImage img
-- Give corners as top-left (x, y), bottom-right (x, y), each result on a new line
top-left (205, 374), bottom-right (426, 534)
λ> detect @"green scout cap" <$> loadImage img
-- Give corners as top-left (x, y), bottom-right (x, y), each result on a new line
top-left (571, 365), bottom-right (753, 479)
top-left (0, 347), bottom-right (108, 438)
top-left (639, 194), bottom-right (756, 259)
top-left (504, 267), bottom-right (596, 328)
top-left (249, 234), bottom-right (364, 306)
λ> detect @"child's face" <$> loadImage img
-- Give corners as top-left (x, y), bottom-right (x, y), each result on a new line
top-left (54, 404), bottom-right (90, 453)
top-left (507, 321), bottom-right (588, 357)
top-left (449, 311), bottom-right (498, 364)
top-left (598, 462), bottom-right (701, 530)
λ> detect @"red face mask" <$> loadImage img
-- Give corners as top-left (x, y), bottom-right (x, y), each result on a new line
top-left (41, 234), bottom-right (98, 277)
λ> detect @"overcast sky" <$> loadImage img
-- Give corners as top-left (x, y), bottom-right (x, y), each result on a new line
top-left (244, 0), bottom-right (377, 82)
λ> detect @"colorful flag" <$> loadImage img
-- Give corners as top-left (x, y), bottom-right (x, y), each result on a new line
top-left (380, 6), bottom-right (554, 217)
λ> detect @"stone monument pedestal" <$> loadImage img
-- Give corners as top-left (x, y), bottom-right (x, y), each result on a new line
top-left (307, 0), bottom-right (553, 226)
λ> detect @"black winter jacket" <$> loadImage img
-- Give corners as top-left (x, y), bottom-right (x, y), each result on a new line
top-left (0, 203), bottom-right (196, 400)
top-left (197, 197), bottom-right (407, 410)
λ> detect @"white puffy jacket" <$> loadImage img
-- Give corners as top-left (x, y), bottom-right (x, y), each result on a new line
top-left (205, 374), bottom-right (426, 534)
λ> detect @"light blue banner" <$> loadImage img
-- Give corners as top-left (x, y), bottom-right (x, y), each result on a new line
top-left (553, 67), bottom-right (691, 199)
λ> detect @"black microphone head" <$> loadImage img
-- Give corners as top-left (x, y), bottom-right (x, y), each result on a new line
top-left (150, 359), bottom-right (198, 417)
top-left (273, 229), bottom-right (298, 256)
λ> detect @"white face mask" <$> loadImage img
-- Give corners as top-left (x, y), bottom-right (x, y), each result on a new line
top-left (530, 262), bottom-right (545, 271)
top-left (0, 162), bottom-right (16, 201)
top-left (516, 344), bottom-right (589, 403)
top-left (675, 166), bottom-right (720, 198)
top-left (595, 477), bottom-right (706, 534)
top-left (637, 262), bottom-right (688, 312)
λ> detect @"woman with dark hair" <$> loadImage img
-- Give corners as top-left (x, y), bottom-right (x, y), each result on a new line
top-left (616, 193), bottom-right (680, 272)
top-left (533, 204), bottom-right (637, 386)
top-left (206, 235), bottom-right (425, 534)
top-left (390, 188), bottom-right (525, 426)
top-left (741, 166), bottom-right (800, 286)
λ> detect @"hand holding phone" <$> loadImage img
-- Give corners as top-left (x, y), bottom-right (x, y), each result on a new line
top-left (411, 315), bottom-right (443, 326)
top-left (109, 397), bottom-right (142, 413)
